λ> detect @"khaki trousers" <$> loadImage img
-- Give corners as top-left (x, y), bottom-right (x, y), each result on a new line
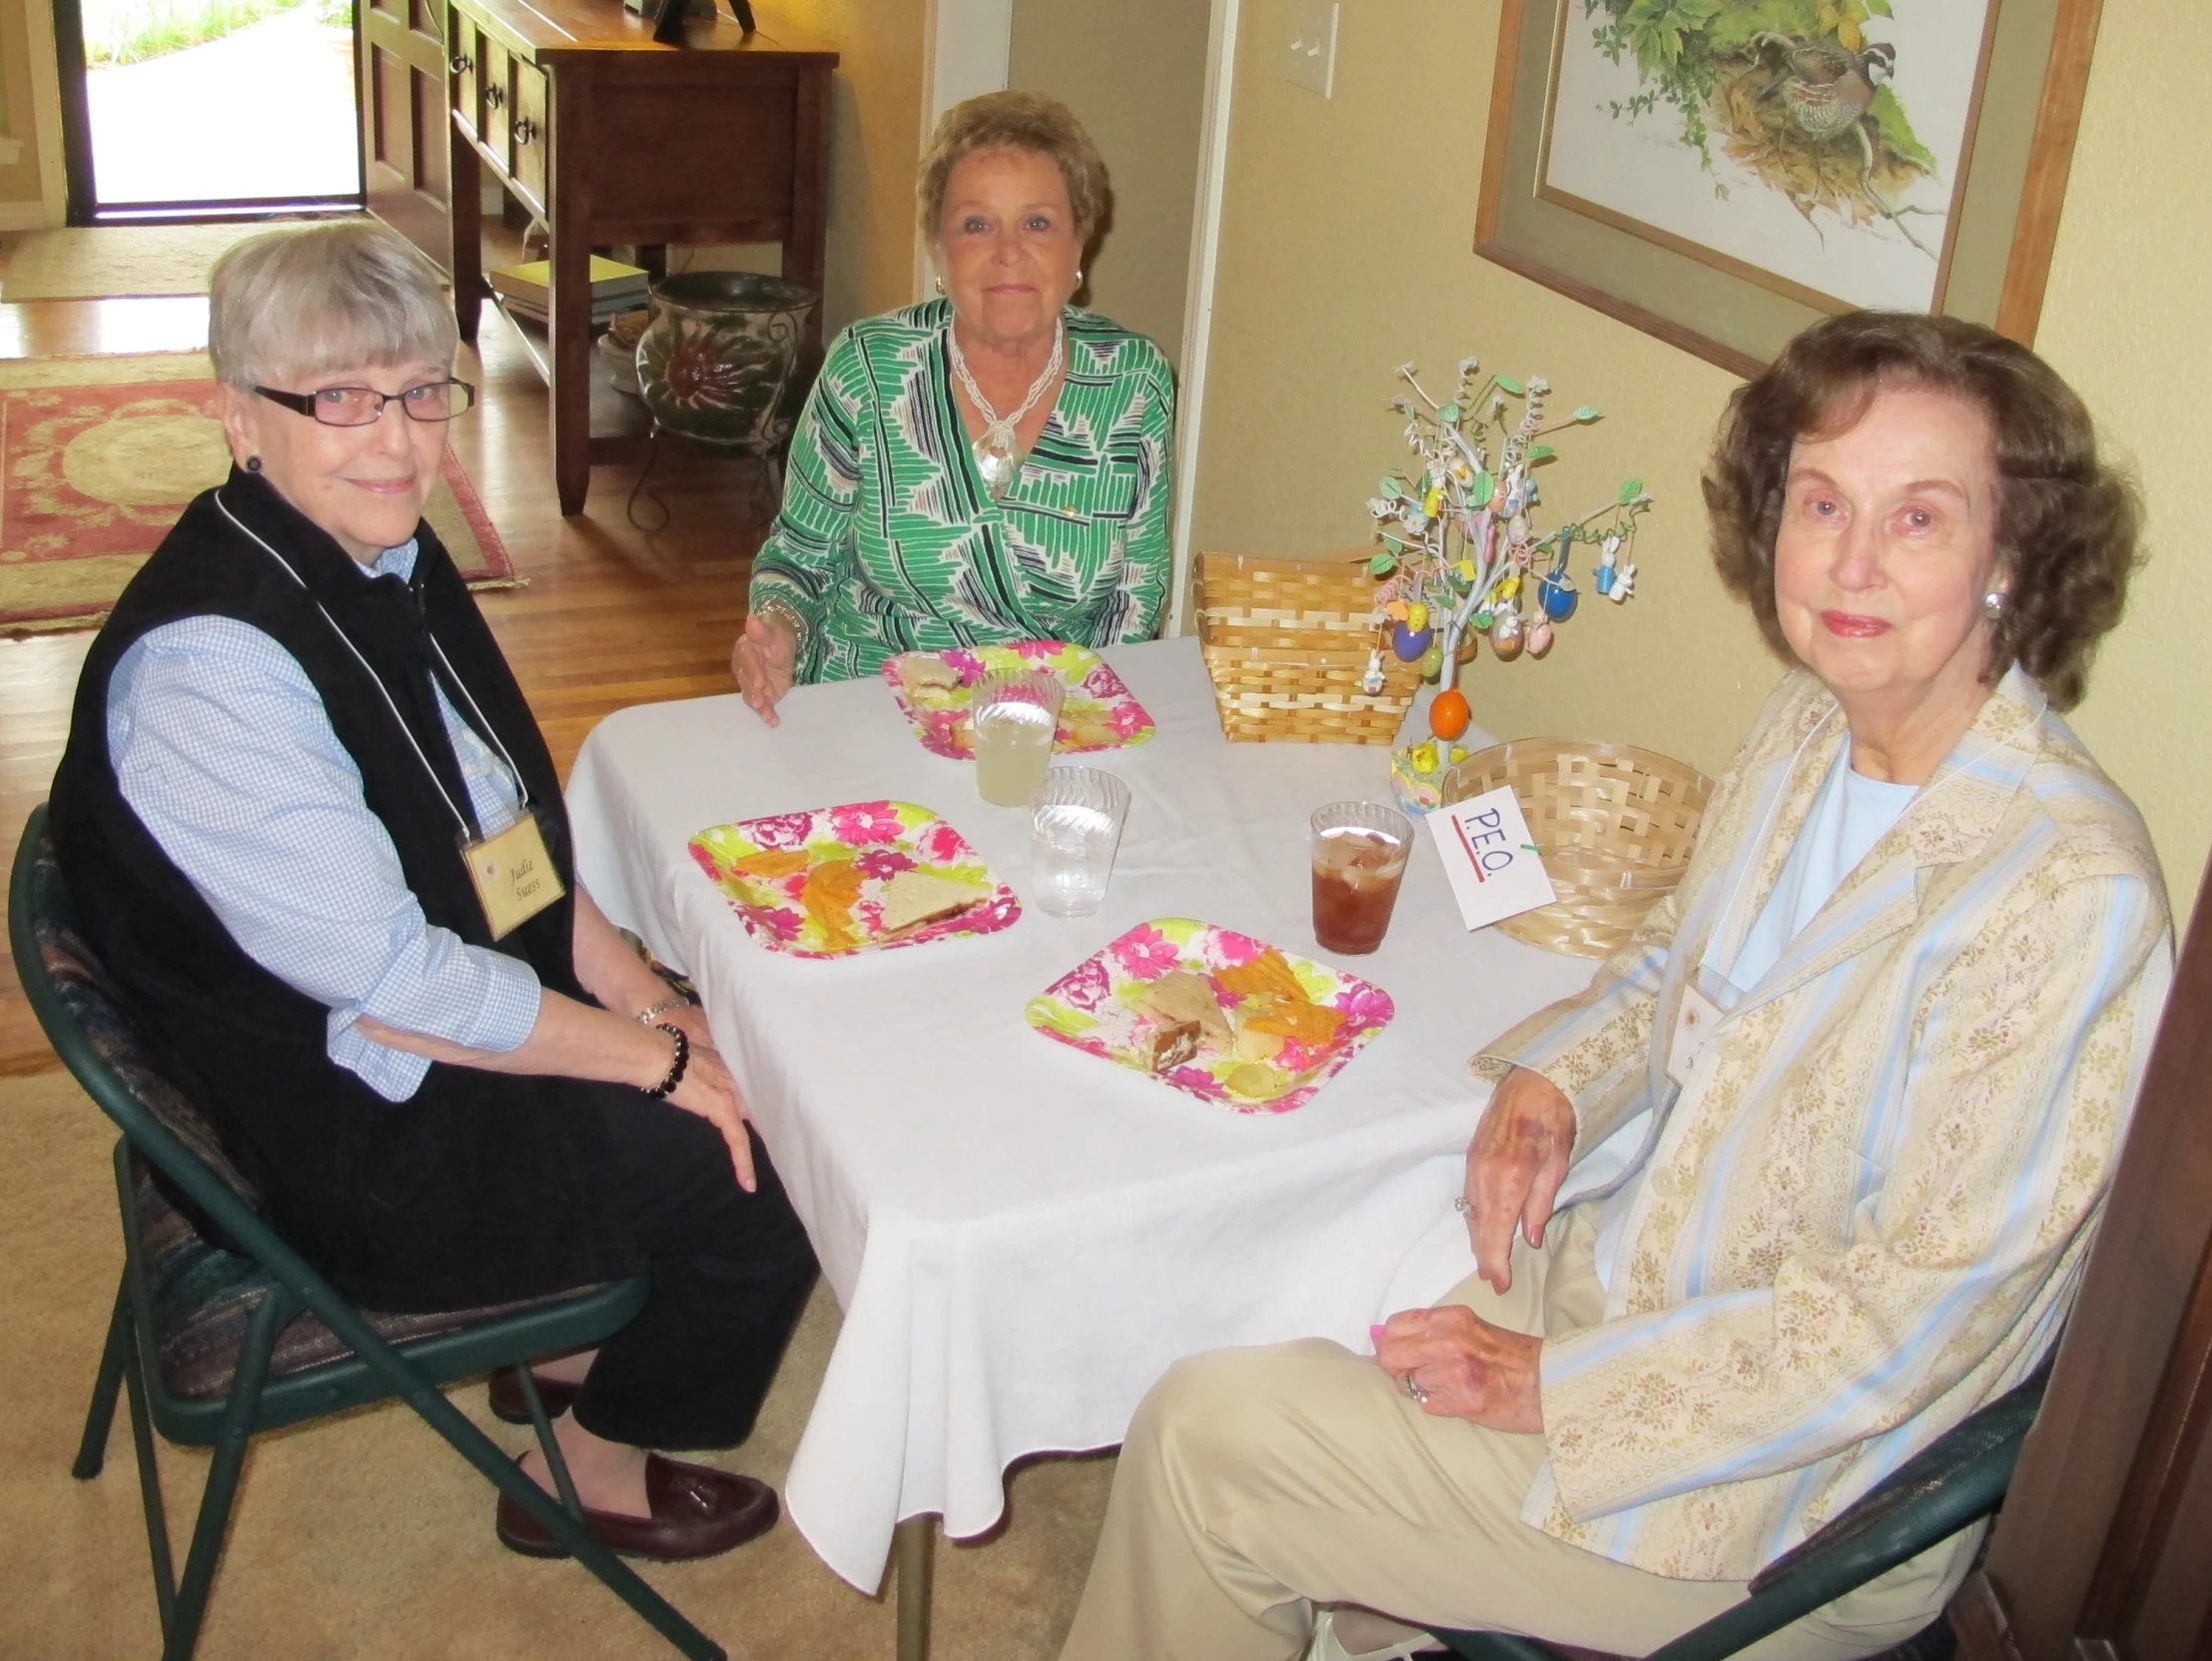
top-left (1059, 1207), bottom-right (1975, 1661)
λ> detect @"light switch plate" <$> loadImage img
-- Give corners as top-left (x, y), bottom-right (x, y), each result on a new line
top-left (1286, 1), bottom-right (1338, 98)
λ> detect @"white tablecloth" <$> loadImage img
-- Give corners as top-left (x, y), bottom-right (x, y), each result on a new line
top-left (565, 637), bottom-right (1595, 1590)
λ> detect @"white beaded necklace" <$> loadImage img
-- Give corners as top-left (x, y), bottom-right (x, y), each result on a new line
top-left (947, 316), bottom-right (1064, 498)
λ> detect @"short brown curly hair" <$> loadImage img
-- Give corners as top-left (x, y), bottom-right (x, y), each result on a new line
top-left (917, 91), bottom-right (1108, 243)
top-left (1704, 311), bottom-right (2141, 711)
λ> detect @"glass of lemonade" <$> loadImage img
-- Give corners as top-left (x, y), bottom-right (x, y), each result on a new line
top-left (1030, 766), bottom-right (1131, 917)
top-left (1310, 801), bottom-right (1413, 955)
top-left (972, 669), bottom-right (1065, 806)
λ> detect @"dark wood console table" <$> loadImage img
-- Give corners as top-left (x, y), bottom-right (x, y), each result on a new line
top-left (442, 0), bottom-right (836, 514)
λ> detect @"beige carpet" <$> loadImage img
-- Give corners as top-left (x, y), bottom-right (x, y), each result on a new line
top-left (3, 222), bottom-right (364, 302)
top-left (0, 1068), bottom-right (1113, 1659)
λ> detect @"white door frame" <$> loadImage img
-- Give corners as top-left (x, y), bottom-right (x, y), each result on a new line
top-left (918, 0), bottom-right (1241, 637)
top-left (1165, 0), bottom-right (1238, 635)
top-left (914, 0), bottom-right (1014, 298)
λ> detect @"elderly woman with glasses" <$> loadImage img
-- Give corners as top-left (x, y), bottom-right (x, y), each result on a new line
top-left (49, 221), bottom-right (816, 1562)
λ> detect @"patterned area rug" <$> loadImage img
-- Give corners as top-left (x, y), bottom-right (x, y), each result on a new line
top-left (0, 352), bottom-right (517, 634)
top-left (1, 220), bottom-right (363, 301)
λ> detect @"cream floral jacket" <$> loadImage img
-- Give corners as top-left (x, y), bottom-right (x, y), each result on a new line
top-left (1480, 666), bottom-right (2172, 1581)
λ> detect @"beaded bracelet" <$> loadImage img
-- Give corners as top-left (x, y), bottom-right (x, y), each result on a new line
top-left (642, 1023), bottom-right (690, 1100)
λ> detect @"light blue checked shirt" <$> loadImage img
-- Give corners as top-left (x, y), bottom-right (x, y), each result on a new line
top-left (104, 539), bottom-right (542, 1103)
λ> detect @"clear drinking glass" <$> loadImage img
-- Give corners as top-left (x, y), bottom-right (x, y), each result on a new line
top-left (1030, 766), bottom-right (1131, 917)
top-left (972, 669), bottom-right (1065, 806)
top-left (1309, 800), bottom-right (1413, 954)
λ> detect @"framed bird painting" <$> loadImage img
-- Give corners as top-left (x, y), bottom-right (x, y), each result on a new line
top-left (1475, 0), bottom-right (2103, 376)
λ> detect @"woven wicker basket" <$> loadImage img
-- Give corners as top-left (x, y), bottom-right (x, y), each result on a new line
top-left (1196, 550), bottom-right (1419, 744)
top-left (1442, 738), bottom-right (1714, 958)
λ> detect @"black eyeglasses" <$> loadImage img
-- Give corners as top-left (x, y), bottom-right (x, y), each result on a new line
top-left (254, 379), bottom-right (477, 426)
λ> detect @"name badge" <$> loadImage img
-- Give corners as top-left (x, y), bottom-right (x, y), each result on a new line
top-left (1667, 982), bottom-right (1725, 1087)
top-left (465, 811), bottom-right (565, 939)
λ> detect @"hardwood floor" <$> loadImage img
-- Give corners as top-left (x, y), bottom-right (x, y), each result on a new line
top-left (0, 294), bottom-right (768, 1075)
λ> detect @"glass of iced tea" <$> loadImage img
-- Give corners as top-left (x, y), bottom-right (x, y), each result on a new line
top-left (1310, 801), bottom-right (1413, 955)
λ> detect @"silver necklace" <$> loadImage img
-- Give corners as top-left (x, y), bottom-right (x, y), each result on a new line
top-left (948, 317), bottom-right (1064, 497)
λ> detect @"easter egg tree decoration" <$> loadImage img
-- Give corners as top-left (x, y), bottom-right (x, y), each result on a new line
top-left (1365, 356), bottom-right (1654, 809)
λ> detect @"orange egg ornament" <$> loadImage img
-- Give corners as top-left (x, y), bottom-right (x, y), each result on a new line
top-left (1430, 687), bottom-right (1471, 742)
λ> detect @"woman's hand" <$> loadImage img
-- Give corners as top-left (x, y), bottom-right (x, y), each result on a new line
top-left (731, 612), bottom-right (798, 727)
top-left (655, 1034), bottom-right (759, 1193)
top-left (1374, 1304), bottom-right (1543, 1432)
top-left (1464, 1066), bottom-right (1577, 1294)
top-left (360, 991), bottom-right (760, 1192)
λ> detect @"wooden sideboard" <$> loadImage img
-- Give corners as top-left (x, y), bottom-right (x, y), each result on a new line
top-left (440, 0), bottom-right (836, 513)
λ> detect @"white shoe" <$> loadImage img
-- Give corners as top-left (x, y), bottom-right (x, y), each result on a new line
top-left (1307, 1606), bottom-right (1441, 1660)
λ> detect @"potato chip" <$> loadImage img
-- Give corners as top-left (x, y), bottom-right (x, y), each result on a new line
top-left (801, 858), bottom-right (865, 946)
top-left (734, 848), bottom-right (812, 881)
top-left (1239, 995), bottom-right (1345, 1047)
top-left (1214, 948), bottom-right (1305, 1005)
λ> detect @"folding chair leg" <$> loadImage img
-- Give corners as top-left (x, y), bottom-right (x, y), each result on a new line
top-left (516, 1367), bottom-right (588, 1522)
top-left (163, 1286), bottom-right (291, 1661)
top-left (120, 1311), bottom-right (179, 1645)
top-left (72, 1282), bottom-right (130, 1480)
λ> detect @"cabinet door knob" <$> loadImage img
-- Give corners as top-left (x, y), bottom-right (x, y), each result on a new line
top-left (449, 52), bottom-right (472, 74)
top-left (484, 84), bottom-right (505, 108)
top-left (513, 117), bottom-right (537, 145)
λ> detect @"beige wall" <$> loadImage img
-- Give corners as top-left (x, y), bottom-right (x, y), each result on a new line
top-left (772, 0), bottom-right (929, 336)
top-left (1007, 0), bottom-right (1209, 361)
top-left (1196, 0), bottom-right (2212, 916)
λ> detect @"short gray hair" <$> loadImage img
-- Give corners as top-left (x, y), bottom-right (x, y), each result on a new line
top-left (207, 220), bottom-right (456, 392)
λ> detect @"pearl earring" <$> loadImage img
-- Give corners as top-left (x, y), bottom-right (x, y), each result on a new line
top-left (245, 456), bottom-right (263, 474)
top-left (1981, 590), bottom-right (2006, 618)
top-left (933, 275), bottom-right (945, 296)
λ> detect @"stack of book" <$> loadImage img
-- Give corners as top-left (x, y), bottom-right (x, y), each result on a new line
top-left (485, 256), bottom-right (652, 327)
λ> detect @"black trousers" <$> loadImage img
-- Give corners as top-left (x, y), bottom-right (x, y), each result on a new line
top-left (565, 1085), bottom-right (818, 1451)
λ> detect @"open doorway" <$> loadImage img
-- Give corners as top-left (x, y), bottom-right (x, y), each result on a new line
top-left (56, 0), bottom-right (363, 219)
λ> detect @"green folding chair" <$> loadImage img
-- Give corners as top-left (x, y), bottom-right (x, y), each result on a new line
top-left (11, 804), bottom-right (725, 1661)
top-left (1426, 1364), bottom-right (2048, 1661)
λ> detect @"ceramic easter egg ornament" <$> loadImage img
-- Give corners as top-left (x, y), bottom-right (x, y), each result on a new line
top-left (1405, 601), bottom-right (1429, 632)
top-left (1418, 643), bottom-right (1445, 679)
top-left (1539, 573), bottom-right (1578, 620)
top-left (1527, 618), bottom-right (1555, 657)
top-left (1430, 686), bottom-right (1471, 741)
top-left (1391, 620), bottom-right (1433, 661)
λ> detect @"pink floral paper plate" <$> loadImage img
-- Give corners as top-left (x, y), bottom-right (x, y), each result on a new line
top-left (1024, 918), bottom-right (1394, 1114)
top-left (689, 801), bottom-right (1021, 959)
top-left (881, 640), bottom-right (1156, 759)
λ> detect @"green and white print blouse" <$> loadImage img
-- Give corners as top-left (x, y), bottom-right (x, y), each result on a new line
top-left (748, 299), bottom-right (1174, 683)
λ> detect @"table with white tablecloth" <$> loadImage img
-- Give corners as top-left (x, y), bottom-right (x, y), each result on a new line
top-left (564, 636), bottom-right (1596, 1597)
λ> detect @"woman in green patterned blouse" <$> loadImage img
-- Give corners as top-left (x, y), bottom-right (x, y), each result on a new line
top-left (731, 92), bottom-right (1175, 724)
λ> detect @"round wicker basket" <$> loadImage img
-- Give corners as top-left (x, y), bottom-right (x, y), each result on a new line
top-left (1441, 738), bottom-right (1714, 958)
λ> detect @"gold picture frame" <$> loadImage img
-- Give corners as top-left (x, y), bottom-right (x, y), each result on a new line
top-left (1475, 0), bottom-right (2106, 377)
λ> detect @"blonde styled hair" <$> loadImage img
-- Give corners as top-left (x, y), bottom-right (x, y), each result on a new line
top-left (916, 91), bottom-right (1108, 242)
top-left (207, 220), bottom-right (456, 392)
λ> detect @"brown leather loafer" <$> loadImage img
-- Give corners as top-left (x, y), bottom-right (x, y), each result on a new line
top-left (495, 1455), bottom-right (779, 1561)
top-left (486, 1365), bottom-right (581, 1425)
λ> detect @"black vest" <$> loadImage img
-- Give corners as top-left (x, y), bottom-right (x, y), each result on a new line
top-left (50, 469), bottom-right (634, 1309)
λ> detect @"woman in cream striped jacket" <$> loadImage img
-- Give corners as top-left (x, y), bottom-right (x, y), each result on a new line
top-left (1060, 314), bottom-right (2171, 1661)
